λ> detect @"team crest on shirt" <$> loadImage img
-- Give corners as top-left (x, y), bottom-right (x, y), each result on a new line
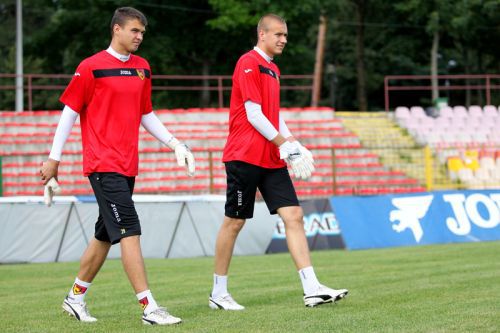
top-left (136, 69), bottom-right (145, 80)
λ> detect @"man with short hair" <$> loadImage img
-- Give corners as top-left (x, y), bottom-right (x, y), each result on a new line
top-left (209, 13), bottom-right (348, 310)
top-left (40, 7), bottom-right (193, 325)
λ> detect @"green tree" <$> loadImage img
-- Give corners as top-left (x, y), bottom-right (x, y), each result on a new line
top-left (1, 0), bottom-right (498, 111)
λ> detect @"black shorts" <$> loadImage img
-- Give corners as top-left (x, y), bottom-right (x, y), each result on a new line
top-left (225, 161), bottom-right (299, 219)
top-left (88, 172), bottom-right (141, 244)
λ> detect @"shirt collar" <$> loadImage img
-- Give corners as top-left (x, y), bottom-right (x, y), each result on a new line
top-left (106, 46), bottom-right (130, 62)
top-left (253, 46), bottom-right (272, 63)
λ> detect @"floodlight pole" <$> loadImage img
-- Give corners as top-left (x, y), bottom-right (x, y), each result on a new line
top-left (311, 14), bottom-right (327, 107)
top-left (16, 0), bottom-right (24, 112)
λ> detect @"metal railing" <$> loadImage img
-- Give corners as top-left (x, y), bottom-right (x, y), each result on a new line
top-left (4, 145), bottom-right (497, 197)
top-left (0, 73), bottom-right (314, 111)
top-left (384, 74), bottom-right (500, 112)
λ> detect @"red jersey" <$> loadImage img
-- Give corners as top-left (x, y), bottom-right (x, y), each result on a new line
top-left (60, 51), bottom-right (152, 176)
top-left (223, 49), bottom-right (285, 168)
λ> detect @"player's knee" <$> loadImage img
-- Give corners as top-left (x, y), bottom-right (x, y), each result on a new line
top-left (284, 217), bottom-right (305, 232)
top-left (279, 206), bottom-right (304, 223)
top-left (223, 216), bottom-right (246, 233)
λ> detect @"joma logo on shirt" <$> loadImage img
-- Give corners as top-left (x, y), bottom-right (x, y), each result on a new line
top-left (120, 70), bottom-right (132, 75)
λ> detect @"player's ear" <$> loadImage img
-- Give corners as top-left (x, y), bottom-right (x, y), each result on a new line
top-left (258, 29), bottom-right (265, 41)
top-left (112, 23), bottom-right (121, 35)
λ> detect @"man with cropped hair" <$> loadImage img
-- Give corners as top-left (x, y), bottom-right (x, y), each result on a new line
top-left (209, 13), bottom-right (348, 310)
top-left (40, 7), bottom-right (194, 325)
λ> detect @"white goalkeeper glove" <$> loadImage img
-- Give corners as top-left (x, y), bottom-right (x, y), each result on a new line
top-left (279, 141), bottom-right (314, 180)
top-left (168, 138), bottom-right (195, 176)
top-left (296, 142), bottom-right (314, 165)
top-left (44, 177), bottom-right (61, 207)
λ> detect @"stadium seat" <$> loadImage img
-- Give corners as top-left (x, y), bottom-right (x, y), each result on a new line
top-left (434, 116), bottom-right (450, 129)
top-left (468, 105), bottom-right (483, 117)
top-left (474, 167), bottom-right (490, 181)
top-left (438, 106), bottom-right (454, 118)
top-left (483, 105), bottom-right (498, 117)
top-left (465, 116), bottom-right (481, 130)
top-left (447, 156), bottom-right (464, 180)
top-left (463, 150), bottom-right (480, 170)
top-left (395, 106), bottom-right (411, 122)
top-left (457, 168), bottom-right (474, 183)
top-left (449, 116), bottom-right (466, 129)
top-left (419, 116), bottom-right (434, 129)
top-left (410, 106), bottom-right (426, 119)
top-left (424, 133), bottom-right (442, 146)
top-left (470, 132), bottom-right (489, 146)
top-left (480, 116), bottom-right (497, 129)
top-left (453, 105), bottom-right (469, 118)
top-left (488, 132), bottom-right (500, 145)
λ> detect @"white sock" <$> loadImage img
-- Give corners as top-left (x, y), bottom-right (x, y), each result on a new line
top-left (211, 274), bottom-right (228, 298)
top-left (298, 266), bottom-right (321, 295)
top-left (67, 277), bottom-right (91, 303)
top-left (136, 289), bottom-right (159, 315)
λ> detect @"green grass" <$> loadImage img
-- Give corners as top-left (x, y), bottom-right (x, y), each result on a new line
top-left (1, 241), bottom-right (499, 333)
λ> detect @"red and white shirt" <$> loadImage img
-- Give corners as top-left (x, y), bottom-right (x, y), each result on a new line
top-left (60, 51), bottom-right (152, 176)
top-left (223, 49), bottom-right (285, 168)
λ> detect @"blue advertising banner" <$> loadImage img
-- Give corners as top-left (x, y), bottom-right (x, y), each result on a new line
top-left (266, 198), bottom-right (345, 253)
top-left (330, 190), bottom-right (500, 250)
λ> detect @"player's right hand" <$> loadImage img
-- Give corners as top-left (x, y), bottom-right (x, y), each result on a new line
top-left (40, 159), bottom-right (60, 185)
top-left (279, 141), bottom-right (314, 180)
top-left (44, 177), bottom-right (61, 207)
top-left (175, 143), bottom-right (195, 177)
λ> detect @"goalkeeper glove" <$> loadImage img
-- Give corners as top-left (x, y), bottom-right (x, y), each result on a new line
top-left (296, 142), bottom-right (314, 165)
top-left (168, 138), bottom-right (195, 176)
top-left (279, 141), bottom-right (314, 180)
top-left (44, 177), bottom-right (61, 207)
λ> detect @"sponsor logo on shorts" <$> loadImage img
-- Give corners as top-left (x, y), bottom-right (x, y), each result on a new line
top-left (110, 203), bottom-right (122, 222)
top-left (73, 283), bottom-right (88, 295)
top-left (237, 190), bottom-right (243, 206)
top-left (121, 228), bottom-right (126, 235)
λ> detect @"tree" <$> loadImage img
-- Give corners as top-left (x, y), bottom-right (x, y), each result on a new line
top-left (1, 0), bottom-right (498, 111)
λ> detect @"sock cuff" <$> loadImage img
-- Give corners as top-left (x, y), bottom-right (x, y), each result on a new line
top-left (299, 266), bottom-right (315, 278)
top-left (75, 277), bottom-right (92, 288)
top-left (214, 274), bottom-right (228, 283)
top-left (136, 289), bottom-right (159, 315)
top-left (136, 289), bottom-right (152, 300)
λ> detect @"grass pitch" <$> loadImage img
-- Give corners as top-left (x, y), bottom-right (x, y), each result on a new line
top-left (0, 241), bottom-right (499, 333)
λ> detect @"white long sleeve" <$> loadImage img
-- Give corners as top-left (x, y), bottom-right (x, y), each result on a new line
top-left (245, 101), bottom-right (279, 140)
top-left (141, 112), bottom-right (177, 149)
top-left (279, 114), bottom-right (292, 139)
top-left (49, 105), bottom-right (78, 161)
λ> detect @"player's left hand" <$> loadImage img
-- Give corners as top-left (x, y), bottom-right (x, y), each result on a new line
top-left (279, 141), bottom-right (314, 180)
top-left (296, 142), bottom-right (314, 165)
top-left (175, 143), bottom-right (195, 177)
